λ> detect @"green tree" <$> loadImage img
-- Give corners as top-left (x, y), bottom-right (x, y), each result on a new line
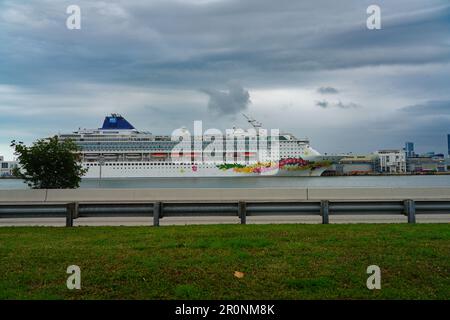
top-left (11, 136), bottom-right (87, 189)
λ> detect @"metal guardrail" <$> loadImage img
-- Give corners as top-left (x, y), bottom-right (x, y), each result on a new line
top-left (0, 199), bottom-right (449, 226)
top-left (0, 204), bottom-right (67, 218)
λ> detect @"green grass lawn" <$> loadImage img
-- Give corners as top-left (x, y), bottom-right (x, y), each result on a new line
top-left (0, 224), bottom-right (449, 299)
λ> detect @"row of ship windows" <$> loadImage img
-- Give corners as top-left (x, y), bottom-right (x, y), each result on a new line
top-left (84, 163), bottom-right (249, 167)
top-left (79, 142), bottom-right (300, 145)
top-left (82, 150), bottom-right (304, 155)
top-left (86, 163), bottom-right (199, 166)
top-left (85, 164), bottom-right (220, 169)
top-left (78, 143), bottom-right (299, 147)
top-left (75, 138), bottom-right (286, 142)
top-left (84, 156), bottom-right (297, 166)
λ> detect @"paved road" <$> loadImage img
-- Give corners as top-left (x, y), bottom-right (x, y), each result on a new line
top-left (0, 215), bottom-right (448, 227)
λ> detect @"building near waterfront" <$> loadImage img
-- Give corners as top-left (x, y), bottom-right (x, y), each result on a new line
top-left (404, 142), bottom-right (415, 158)
top-left (375, 150), bottom-right (407, 173)
top-left (406, 156), bottom-right (447, 173)
top-left (0, 156), bottom-right (18, 177)
top-left (336, 154), bottom-right (377, 175)
top-left (422, 151), bottom-right (438, 158)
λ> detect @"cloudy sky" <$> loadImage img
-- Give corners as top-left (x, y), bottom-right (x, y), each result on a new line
top-left (1, 0), bottom-right (449, 159)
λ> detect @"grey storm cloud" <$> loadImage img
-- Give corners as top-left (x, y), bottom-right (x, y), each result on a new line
top-left (336, 101), bottom-right (361, 109)
top-left (201, 82), bottom-right (251, 115)
top-left (317, 87), bottom-right (339, 94)
top-left (1, 0), bottom-right (450, 158)
top-left (365, 100), bottom-right (450, 154)
top-left (315, 100), bottom-right (360, 109)
top-left (1, 0), bottom-right (449, 88)
top-left (316, 100), bottom-right (329, 108)
top-left (401, 100), bottom-right (450, 116)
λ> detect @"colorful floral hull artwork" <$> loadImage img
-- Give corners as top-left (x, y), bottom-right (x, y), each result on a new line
top-left (216, 158), bottom-right (332, 174)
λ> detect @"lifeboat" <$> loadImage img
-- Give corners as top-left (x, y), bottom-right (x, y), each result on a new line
top-left (152, 152), bottom-right (168, 158)
top-left (85, 153), bottom-right (99, 158)
top-left (171, 152), bottom-right (200, 157)
top-left (104, 153), bottom-right (118, 158)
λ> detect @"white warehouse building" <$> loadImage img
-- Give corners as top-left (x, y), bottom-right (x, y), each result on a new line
top-left (375, 150), bottom-right (407, 173)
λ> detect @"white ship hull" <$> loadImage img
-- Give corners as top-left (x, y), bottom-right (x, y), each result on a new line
top-left (82, 164), bottom-right (329, 178)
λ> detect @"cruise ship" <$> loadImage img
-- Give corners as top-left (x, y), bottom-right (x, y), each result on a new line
top-left (58, 114), bottom-right (332, 178)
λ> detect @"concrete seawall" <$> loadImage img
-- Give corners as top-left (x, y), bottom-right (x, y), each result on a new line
top-left (1, 187), bottom-right (450, 203)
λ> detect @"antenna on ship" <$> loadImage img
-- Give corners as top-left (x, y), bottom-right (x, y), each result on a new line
top-left (242, 113), bottom-right (262, 129)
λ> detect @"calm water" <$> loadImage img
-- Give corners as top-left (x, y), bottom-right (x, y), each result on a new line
top-left (1, 175), bottom-right (449, 189)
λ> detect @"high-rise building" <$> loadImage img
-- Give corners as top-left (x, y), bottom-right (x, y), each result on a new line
top-left (405, 142), bottom-right (414, 158)
top-left (447, 134), bottom-right (450, 157)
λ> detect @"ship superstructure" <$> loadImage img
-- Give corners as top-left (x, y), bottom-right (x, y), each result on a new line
top-left (57, 114), bottom-right (331, 178)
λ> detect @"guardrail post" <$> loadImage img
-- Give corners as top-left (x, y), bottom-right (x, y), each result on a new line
top-left (73, 202), bottom-right (79, 219)
top-left (238, 201), bottom-right (246, 225)
top-left (66, 202), bottom-right (78, 227)
top-left (404, 199), bottom-right (416, 224)
top-left (321, 200), bottom-right (329, 224)
top-left (153, 202), bottom-right (161, 227)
